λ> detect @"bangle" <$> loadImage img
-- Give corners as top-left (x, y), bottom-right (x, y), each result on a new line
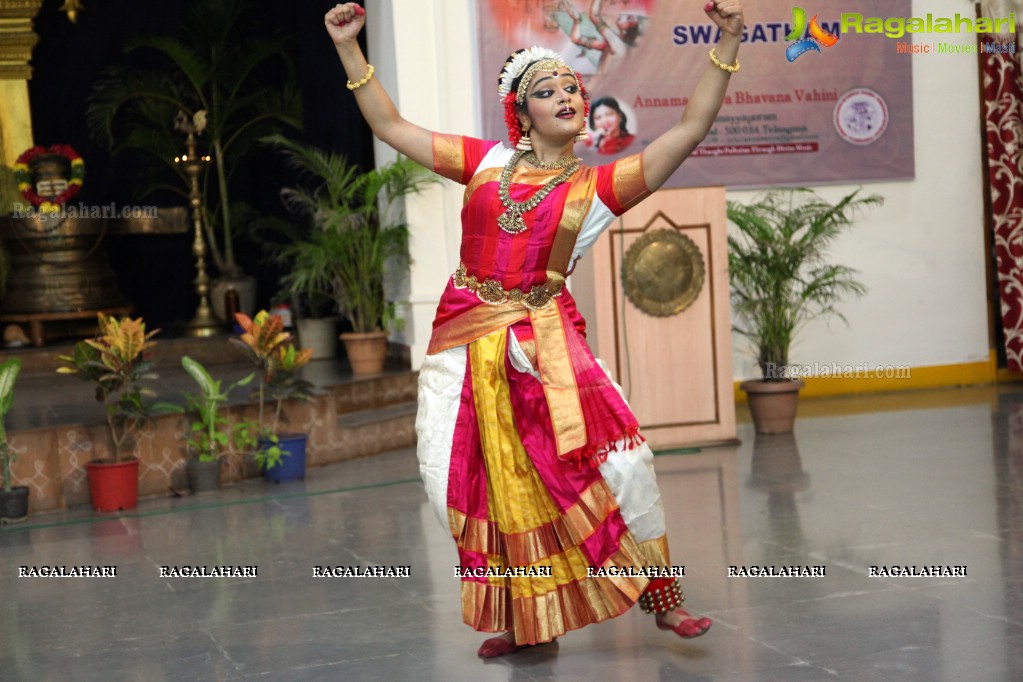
top-left (709, 48), bottom-right (740, 73)
top-left (347, 64), bottom-right (375, 91)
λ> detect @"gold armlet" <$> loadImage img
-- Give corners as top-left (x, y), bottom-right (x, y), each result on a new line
top-left (347, 64), bottom-right (375, 91)
top-left (709, 48), bottom-right (740, 73)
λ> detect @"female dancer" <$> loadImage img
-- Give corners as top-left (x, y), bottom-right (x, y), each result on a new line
top-left (325, 0), bottom-right (743, 658)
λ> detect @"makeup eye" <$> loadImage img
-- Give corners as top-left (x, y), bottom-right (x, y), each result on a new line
top-left (565, 85), bottom-right (579, 94)
top-left (532, 89), bottom-right (554, 98)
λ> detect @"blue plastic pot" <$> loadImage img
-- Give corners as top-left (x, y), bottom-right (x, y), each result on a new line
top-left (260, 433), bottom-right (308, 483)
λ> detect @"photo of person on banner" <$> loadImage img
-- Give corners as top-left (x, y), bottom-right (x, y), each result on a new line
top-left (560, 0), bottom-right (645, 74)
top-left (588, 95), bottom-right (637, 155)
top-left (325, 0), bottom-right (742, 659)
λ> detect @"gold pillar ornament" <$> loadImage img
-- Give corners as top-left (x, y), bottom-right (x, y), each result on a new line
top-left (59, 0), bottom-right (84, 23)
top-left (174, 110), bottom-right (221, 336)
top-left (0, 0), bottom-right (43, 80)
top-left (0, 0), bottom-right (44, 213)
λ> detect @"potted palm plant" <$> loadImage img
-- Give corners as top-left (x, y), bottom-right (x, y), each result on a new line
top-left (230, 310), bottom-right (314, 482)
top-left (728, 188), bottom-right (882, 434)
top-left (56, 313), bottom-right (174, 510)
top-left (264, 135), bottom-right (438, 374)
top-left (179, 356), bottom-right (255, 492)
top-left (0, 357), bottom-right (28, 522)
top-left (86, 0), bottom-right (302, 314)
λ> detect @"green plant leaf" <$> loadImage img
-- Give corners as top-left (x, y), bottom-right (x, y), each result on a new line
top-left (181, 356), bottom-right (218, 397)
top-left (727, 188), bottom-right (882, 379)
top-left (87, 0), bottom-right (302, 273)
top-left (264, 137), bottom-right (436, 333)
top-left (0, 357), bottom-right (21, 418)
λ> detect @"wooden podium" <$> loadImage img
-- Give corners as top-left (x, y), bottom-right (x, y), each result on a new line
top-left (572, 187), bottom-right (737, 449)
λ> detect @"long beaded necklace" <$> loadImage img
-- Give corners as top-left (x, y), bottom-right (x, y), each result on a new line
top-left (497, 149), bottom-right (580, 235)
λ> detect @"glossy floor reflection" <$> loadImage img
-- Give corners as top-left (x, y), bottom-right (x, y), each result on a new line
top-left (2, 384), bottom-right (1023, 681)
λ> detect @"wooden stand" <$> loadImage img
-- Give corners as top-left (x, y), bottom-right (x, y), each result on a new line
top-left (0, 307), bottom-right (133, 347)
top-left (572, 187), bottom-right (736, 449)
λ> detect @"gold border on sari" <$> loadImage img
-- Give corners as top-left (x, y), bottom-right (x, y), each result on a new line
top-left (433, 133), bottom-right (467, 184)
top-left (449, 479), bottom-right (622, 565)
top-left (612, 153), bottom-right (650, 213)
top-left (459, 541), bottom-right (650, 644)
top-left (427, 302), bottom-right (527, 355)
top-left (528, 303), bottom-right (585, 456)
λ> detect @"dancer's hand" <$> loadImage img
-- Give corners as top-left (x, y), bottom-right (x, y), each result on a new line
top-left (325, 3), bottom-right (365, 46)
top-left (704, 0), bottom-right (744, 36)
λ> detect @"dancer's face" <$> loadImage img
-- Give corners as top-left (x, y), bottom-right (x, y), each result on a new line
top-left (521, 68), bottom-right (584, 142)
top-left (593, 104), bottom-right (622, 137)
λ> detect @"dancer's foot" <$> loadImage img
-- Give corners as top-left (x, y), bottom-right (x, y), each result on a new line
top-left (477, 632), bottom-right (556, 658)
top-left (478, 632), bottom-right (525, 658)
top-left (655, 608), bottom-right (712, 639)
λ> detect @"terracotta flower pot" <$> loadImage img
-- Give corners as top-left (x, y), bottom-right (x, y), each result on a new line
top-left (740, 379), bottom-right (805, 435)
top-left (340, 331), bottom-right (389, 375)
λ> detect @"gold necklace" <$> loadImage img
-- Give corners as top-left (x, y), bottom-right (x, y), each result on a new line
top-left (523, 151), bottom-right (580, 170)
top-left (497, 150), bottom-right (580, 234)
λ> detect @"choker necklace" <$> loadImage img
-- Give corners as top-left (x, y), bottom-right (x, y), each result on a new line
top-left (524, 151), bottom-right (580, 171)
top-left (497, 150), bottom-right (580, 234)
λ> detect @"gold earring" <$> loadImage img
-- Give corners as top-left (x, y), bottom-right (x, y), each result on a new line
top-left (575, 127), bottom-right (589, 142)
top-left (516, 121), bottom-right (533, 151)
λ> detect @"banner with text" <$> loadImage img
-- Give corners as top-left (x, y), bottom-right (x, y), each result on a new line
top-left (476, 0), bottom-right (915, 188)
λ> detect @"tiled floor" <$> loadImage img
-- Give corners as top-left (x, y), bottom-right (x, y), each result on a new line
top-left (2, 384), bottom-right (1022, 681)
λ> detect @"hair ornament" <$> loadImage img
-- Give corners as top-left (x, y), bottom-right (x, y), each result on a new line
top-left (498, 46), bottom-right (566, 101)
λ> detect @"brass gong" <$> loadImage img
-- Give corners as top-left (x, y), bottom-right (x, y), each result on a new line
top-left (621, 228), bottom-right (706, 316)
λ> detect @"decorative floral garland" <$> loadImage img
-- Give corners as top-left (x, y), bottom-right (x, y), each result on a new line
top-left (13, 145), bottom-right (85, 212)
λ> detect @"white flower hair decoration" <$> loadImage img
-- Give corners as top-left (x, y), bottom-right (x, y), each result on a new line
top-left (498, 46), bottom-right (567, 101)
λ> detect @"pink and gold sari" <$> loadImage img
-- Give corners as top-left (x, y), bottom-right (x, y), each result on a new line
top-left (416, 135), bottom-right (671, 645)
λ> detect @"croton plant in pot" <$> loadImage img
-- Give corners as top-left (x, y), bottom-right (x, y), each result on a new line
top-left (230, 310), bottom-right (314, 482)
top-left (57, 313), bottom-right (176, 510)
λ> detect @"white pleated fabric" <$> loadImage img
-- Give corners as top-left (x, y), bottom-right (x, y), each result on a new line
top-left (415, 345), bottom-right (466, 529)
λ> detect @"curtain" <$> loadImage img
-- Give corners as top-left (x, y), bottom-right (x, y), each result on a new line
top-left (983, 0), bottom-right (1023, 370)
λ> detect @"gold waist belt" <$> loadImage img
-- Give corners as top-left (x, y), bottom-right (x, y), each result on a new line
top-left (453, 262), bottom-right (563, 311)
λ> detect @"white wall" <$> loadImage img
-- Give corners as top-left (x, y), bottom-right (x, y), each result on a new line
top-left (367, 0), bottom-right (991, 378)
top-left (731, 0), bottom-right (990, 380)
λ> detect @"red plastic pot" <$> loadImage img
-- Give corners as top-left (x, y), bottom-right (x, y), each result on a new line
top-left (85, 459), bottom-right (139, 511)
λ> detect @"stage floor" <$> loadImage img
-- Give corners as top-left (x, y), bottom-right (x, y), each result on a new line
top-left (1, 384), bottom-right (1022, 680)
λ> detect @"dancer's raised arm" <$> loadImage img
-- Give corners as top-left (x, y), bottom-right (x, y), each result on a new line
top-left (641, 0), bottom-right (743, 190)
top-left (324, 3), bottom-right (434, 168)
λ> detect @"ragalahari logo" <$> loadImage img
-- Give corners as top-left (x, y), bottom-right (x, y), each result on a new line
top-left (786, 7), bottom-right (839, 61)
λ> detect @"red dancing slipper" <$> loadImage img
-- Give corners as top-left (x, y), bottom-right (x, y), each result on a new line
top-left (477, 634), bottom-right (557, 658)
top-left (478, 635), bottom-right (526, 658)
top-left (656, 609), bottom-right (713, 639)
